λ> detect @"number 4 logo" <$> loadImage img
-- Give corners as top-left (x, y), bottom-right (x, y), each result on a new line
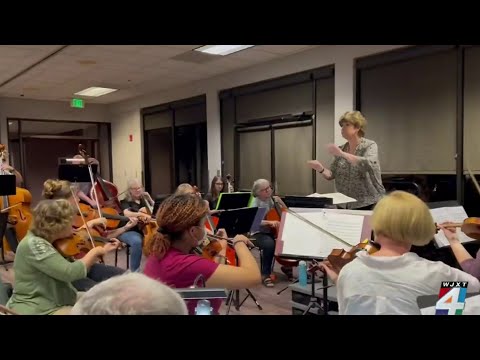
top-left (435, 287), bottom-right (467, 315)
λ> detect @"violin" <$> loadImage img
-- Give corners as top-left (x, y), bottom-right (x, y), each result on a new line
top-left (196, 233), bottom-right (238, 266)
top-left (138, 193), bottom-right (159, 256)
top-left (436, 218), bottom-right (480, 241)
top-left (326, 239), bottom-right (380, 273)
top-left (53, 227), bottom-right (112, 258)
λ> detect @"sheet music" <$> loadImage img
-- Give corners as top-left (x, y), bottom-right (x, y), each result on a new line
top-left (280, 211), bottom-right (364, 258)
top-left (307, 192), bottom-right (356, 205)
top-left (430, 206), bottom-right (476, 248)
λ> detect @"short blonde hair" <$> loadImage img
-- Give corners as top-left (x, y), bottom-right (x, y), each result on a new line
top-left (31, 199), bottom-right (74, 242)
top-left (175, 183), bottom-right (195, 195)
top-left (371, 191), bottom-right (435, 246)
top-left (339, 111), bottom-right (367, 137)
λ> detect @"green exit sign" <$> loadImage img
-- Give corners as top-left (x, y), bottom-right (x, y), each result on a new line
top-left (71, 98), bottom-right (84, 108)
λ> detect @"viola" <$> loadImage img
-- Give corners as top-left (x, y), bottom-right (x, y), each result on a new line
top-left (326, 239), bottom-right (380, 273)
top-left (437, 218), bottom-right (480, 241)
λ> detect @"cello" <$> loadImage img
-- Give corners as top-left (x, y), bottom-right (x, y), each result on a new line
top-left (267, 194), bottom-right (300, 270)
top-left (0, 144), bottom-right (32, 254)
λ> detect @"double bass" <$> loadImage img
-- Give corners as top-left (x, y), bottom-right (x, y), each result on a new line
top-left (76, 144), bottom-right (122, 213)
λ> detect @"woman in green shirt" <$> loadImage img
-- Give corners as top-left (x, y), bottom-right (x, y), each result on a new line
top-left (6, 199), bottom-right (120, 315)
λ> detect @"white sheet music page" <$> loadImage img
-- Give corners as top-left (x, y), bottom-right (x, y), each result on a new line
top-left (430, 206), bottom-right (476, 247)
top-left (280, 211), bottom-right (364, 258)
top-left (307, 192), bottom-right (357, 205)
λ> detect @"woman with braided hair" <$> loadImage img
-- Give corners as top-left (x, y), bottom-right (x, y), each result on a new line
top-left (143, 194), bottom-right (261, 315)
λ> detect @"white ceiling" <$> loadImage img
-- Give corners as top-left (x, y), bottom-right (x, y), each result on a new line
top-left (0, 45), bottom-right (319, 105)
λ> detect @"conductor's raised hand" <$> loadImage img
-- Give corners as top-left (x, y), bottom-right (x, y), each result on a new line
top-left (307, 160), bottom-right (324, 172)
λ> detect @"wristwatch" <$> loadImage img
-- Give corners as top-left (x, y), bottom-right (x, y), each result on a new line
top-left (319, 168), bottom-right (325, 173)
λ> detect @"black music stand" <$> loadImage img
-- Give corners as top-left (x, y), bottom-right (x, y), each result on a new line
top-left (58, 163), bottom-right (98, 183)
top-left (216, 207), bottom-right (263, 314)
top-left (283, 196), bottom-right (333, 208)
top-left (302, 262), bottom-right (331, 315)
top-left (215, 207), bottom-right (259, 236)
top-left (0, 175), bottom-right (17, 268)
top-left (215, 192), bottom-right (252, 211)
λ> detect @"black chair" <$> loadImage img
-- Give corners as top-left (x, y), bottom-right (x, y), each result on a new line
top-left (114, 244), bottom-right (130, 270)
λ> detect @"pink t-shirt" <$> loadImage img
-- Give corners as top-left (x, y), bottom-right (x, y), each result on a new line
top-left (144, 248), bottom-right (222, 315)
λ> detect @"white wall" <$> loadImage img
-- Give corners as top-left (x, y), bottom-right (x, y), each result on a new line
top-left (109, 45), bottom-right (409, 191)
top-left (0, 97), bottom-right (109, 145)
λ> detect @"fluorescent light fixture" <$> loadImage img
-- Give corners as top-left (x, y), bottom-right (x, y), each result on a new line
top-left (195, 45), bottom-right (254, 56)
top-left (74, 87), bottom-right (118, 97)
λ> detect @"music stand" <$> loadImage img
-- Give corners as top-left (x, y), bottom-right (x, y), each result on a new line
top-left (0, 175), bottom-right (17, 268)
top-left (215, 192), bottom-right (252, 211)
top-left (216, 207), bottom-right (259, 236)
top-left (216, 207), bottom-right (263, 314)
top-left (58, 162), bottom-right (98, 183)
top-left (283, 196), bottom-right (333, 209)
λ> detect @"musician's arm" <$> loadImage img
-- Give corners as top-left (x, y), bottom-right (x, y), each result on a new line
top-left (77, 190), bottom-right (97, 208)
top-left (123, 208), bottom-right (149, 219)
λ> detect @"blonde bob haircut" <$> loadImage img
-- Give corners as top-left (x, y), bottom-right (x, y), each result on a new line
top-left (371, 191), bottom-right (436, 247)
top-left (30, 199), bottom-right (75, 243)
top-left (339, 111), bottom-right (367, 137)
top-left (175, 183), bottom-right (195, 195)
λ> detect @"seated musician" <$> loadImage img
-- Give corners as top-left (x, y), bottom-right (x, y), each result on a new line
top-left (250, 179), bottom-right (292, 287)
top-left (204, 176), bottom-right (224, 214)
top-left (440, 223), bottom-right (480, 279)
top-left (119, 178), bottom-right (155, 272)
top-left (42, 179), bottom-right (132, 290)
top-left (0, 143), bottom-right (23, 186)
top-left (6, 199), bottom-right (120, 315)
top-left (143, 194), bottom-right (261, 315)
top-left (320, 191), bottom-right (480, 315)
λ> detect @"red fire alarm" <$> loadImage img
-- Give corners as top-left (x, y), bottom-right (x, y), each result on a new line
top-left (129, 134), bottom-right (133, 142)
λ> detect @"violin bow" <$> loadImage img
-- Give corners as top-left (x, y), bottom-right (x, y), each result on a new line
top-left (78, 144), bottom-right (104, 217)
top-left (70, 186), bottom-right (97, 249)
top-left (466, 159), bottom-right (480, 198)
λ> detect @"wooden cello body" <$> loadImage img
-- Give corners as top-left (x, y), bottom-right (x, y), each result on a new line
top-left (1, 187), bottom-right (33, 252)
top-left (268, 197), bottom-right (299, 269)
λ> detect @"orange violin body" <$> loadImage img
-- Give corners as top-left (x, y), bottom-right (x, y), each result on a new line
top-left (327, 240), bottom-right (380, 273)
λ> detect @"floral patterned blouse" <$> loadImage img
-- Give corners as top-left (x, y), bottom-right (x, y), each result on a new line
top-left (330, 138), bottom-right (385, 209)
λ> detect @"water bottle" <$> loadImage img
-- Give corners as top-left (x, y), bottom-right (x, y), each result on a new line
top-left (298, 260), bottom-right (307, 286)
top-left (195, 299), bottom-right (212, 315)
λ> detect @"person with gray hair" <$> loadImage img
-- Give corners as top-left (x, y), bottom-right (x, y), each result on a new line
top-left (250, 179), bottom-right (291, 287)
top-left (70, 272), bottom-right (188, 315)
